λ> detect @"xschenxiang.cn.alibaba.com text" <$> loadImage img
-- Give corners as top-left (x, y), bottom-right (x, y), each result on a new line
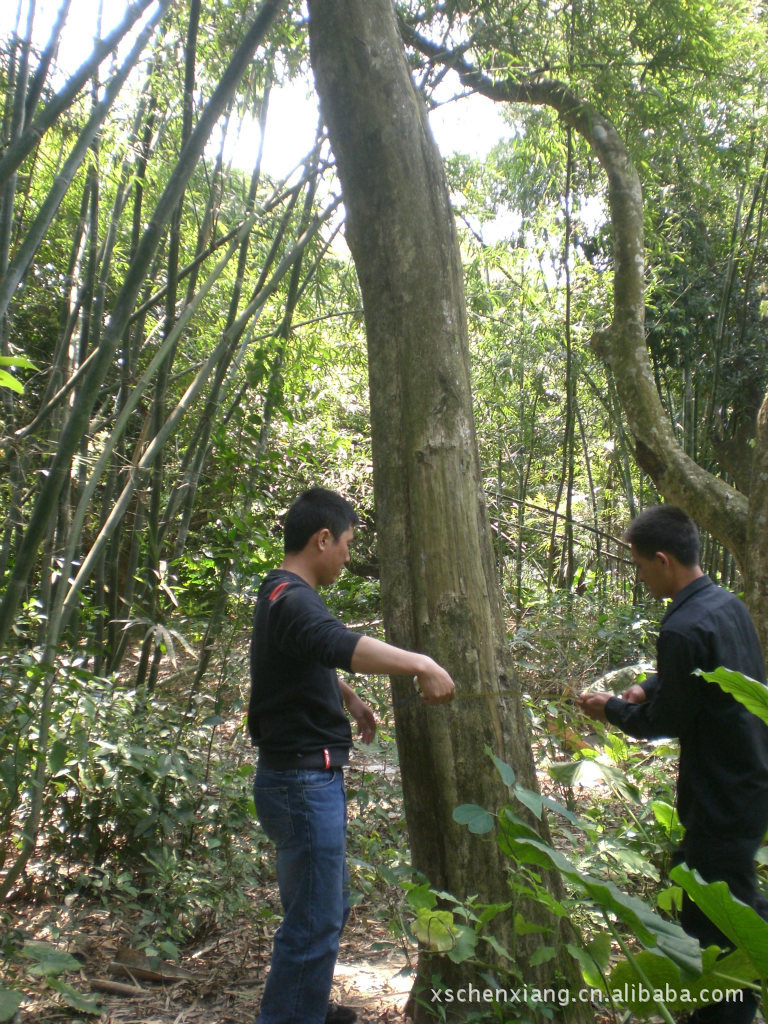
top-left (429, 982), bottom-right (745, 1009)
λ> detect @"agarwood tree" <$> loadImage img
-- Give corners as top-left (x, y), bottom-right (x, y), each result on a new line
top-left (307, 0), bottom-right (590, 1017)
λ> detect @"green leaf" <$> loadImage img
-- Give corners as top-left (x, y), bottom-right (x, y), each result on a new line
top-left (156, 939), bottom-right (180, 961)
top-left (506, 837), bottom-right (705, 973)
top-left (670, 864), bottom-right (768, 975)
top-left (453, 803), bottom-right (494, 834)
top-left (0, 990), bottom-right (24, 1021)
top-left (657, 886), bottom-right (683, 915)
top-left (514, 912), bottom-right (547, 936)
top-left (496, 810), bottom-right (556, 868)
top-left (404, 882), bottom-right (437, 910)
top-left (0, 369), bottom-right (24, 394)
top-left (588, 932), bottom-right (613, 972)
top-left (607, 946), bottom-right (757, 1013)
top-left (529, 944), bottom-right (556, 966)
top-left (698, 668), bottom-right (768, 727)
top-left (651, 800), bottom-right (681, 837)
top-left (412, 908), bottom-right (456, 952)
top-left (0, 355), bottom-right (37, 369)
top-left (567, 943), bottom-right (607, 990)
top-left (48, 739), bottom-right (68, 775)
top-left (476, 901), bottom-right (512, 926)
top-left (46, 977), bottom-right (104, 1015)
top-left (488, 750), bottom-right (516, 787)
top-left (586, 760), bottom-right (644, 802)
top-left (447, 923), bottom-right (478, 964)
top-left (547, 758), bottom-right (622, 807)
top-left (22, 943), bottom-right (81, 976)
top-left (513, 784), bottom-right (543, 820)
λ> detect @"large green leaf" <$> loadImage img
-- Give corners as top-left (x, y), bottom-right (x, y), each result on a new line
top-left (46, 977), bottom-right (104, 1016)
top-left (496, 810), bottom-right (558, 868)
top-left (22, 942), bottom-right (81, 977)
top-left (506, 837), bottom-right (705, 974)
top-left (698, 668), bottom-right (768, 726)
top-left (607, 947), bottom-right (757, 1014)
top-left (0, 990), bottom-right (24, 1022)
top-left (411, 908), bottom-right (457, 952)
top-left (670, 865), bottom-right (768, 976)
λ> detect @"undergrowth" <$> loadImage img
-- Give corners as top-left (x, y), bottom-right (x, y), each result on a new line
top-left (2, 585), bottom-right (765, 1022)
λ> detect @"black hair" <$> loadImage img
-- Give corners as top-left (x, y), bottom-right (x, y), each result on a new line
top-left (283, 487), bottom-right (358, 554)
top-left (624, 504), bottom-right (700, 567)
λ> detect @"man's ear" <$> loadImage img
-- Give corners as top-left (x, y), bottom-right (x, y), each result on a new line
top-left (316, 528), bottom-right (331, 551)
top-left (655, 551), bottom-right (670, 567)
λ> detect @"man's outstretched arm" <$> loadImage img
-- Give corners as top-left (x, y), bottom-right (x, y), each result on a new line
top-left (350, 636), bottom-right (456, 706)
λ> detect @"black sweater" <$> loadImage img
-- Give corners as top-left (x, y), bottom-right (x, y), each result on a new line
top-left (606, 575), bottom-right (768, 838)
top-left (248, 570), bottom-right (363, 769)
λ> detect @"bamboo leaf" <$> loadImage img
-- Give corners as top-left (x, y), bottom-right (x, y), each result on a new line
top-left (0, 369), bottom-right (24, 393)
top-left (0, 355), bottom-right (38, 369)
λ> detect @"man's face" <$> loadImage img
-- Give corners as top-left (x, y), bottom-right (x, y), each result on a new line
top-left (631, 544), bottom-right (674, 600)
top-left (317, 526), bottom-right (354, 586)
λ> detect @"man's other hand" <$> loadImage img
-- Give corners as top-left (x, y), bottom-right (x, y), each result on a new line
top-left (621, 684), bottom-right (647, 704)
top-left (346, 693), bottom-right (377, 744)
top-left (576, 691), bottom-right (612, 723)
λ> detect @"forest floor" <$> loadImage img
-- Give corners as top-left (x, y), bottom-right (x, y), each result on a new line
top-left (11, 886), bottom-right (414, 1023)
top-left (7, 655), bottom-right (765, 1024)
top-left (7, 742), bottom-right (623, 1024)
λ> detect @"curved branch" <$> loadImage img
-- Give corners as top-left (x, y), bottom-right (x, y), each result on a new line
top-left (403, 25), bottom-right (749, 563)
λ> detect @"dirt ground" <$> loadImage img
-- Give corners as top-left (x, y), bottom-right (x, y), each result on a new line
top-left (10, 890), bottom-right (414, 1023)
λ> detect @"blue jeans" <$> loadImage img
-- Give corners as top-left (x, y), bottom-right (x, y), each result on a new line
top-left (254, 766), bottom-right (350, 1024)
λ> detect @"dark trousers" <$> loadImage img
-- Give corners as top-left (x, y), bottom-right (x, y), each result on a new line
top-left (675, 830), bottom-right (768, 1024)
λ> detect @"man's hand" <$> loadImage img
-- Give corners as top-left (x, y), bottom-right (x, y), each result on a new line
top-left (576, 691), bottom-right (612, 723)
top-left (345, 692), bottom-right (377, 744)
top-left (621, 684), bottom-right (647, 704)
top-left (348, 637), bottom-right (456, 706)
top-left (415, 659), bottom-right (456, 706)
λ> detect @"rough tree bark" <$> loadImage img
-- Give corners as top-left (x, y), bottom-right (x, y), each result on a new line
top-left (403, 27), bottom-right (768, 655)
top-left (308, 1), bottom-right (591, 1019)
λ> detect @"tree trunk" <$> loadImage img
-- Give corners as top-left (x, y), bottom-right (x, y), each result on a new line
top-left (308, 2), bottom-right (590, 1019)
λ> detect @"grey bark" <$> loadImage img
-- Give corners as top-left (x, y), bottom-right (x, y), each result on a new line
top-left (308, 1), bottom-right (591, 1018)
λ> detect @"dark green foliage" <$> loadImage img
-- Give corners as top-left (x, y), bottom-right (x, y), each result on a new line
top-left (0, 649), bottom-right (263, 945)
top-left (442, 748), bottom-right (764, 1022)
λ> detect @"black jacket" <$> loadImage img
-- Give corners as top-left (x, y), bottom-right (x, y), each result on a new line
top-left (248, 570), bottom-right (363, 769)
top-left (605, 575), bottom-right (768, 838)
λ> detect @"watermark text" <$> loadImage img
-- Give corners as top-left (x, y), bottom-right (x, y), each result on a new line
top-left (430, 982), bottom-right (744, 1008)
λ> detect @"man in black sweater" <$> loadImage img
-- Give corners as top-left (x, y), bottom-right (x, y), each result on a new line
top-left (249, 487), bottom-right (455, 1024)
top-left (579, 505), bottom-right (768, 1024)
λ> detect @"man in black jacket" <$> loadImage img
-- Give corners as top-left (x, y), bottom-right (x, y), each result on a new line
top-left (249, 487), bottom-right (455, 1024)
top-left (579, 505), bottom-right (768, 1024)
